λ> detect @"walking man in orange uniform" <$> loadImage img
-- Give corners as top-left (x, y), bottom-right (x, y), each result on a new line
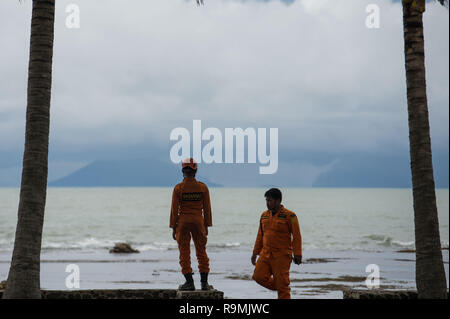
top-left (170, 158), bottom-right (213, 290)
top-left (251, 188), bottom-right (302, 299)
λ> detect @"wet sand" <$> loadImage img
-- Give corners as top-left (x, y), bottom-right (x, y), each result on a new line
top-left (0, 248), bottom-right (448, 299)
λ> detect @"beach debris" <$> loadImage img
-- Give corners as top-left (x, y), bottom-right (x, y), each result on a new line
top-left (225, 274), bottom-right (252, 281)
top-left (291, 275), bottom-right (367, 283)
top-left (397, 249), bottom-right (416, 253)
top-left (397, 247), bottom-right (448, 253)
top-left (304, 258), bottom-right (341, 264)
top-left (0, 280), bottom-right (6, 290)
top-left (109, 242), bottom-right (140, 254)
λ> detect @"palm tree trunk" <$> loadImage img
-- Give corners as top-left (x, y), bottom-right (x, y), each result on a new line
top-left (2, 0), bottom-right (55, 299)
top-left (401, 0), bottom-right (447, 299)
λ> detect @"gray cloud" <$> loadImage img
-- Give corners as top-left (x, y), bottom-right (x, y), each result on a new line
top-left (0, 0), bottom-right (448, 161)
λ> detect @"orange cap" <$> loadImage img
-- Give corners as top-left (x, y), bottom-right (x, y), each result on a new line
top-left (182, 158), bottom-right (198, 171)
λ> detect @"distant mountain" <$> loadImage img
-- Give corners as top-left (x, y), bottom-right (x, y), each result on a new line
top-left (20, 150), bottom-right (450, 189)
top-left (49, 158), bottom-right (222, 187)
top-left (313, 151), bottom-right (449, 188)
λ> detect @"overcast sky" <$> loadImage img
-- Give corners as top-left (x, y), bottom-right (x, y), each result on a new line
top-left (0, 0), bottom-right (448, 184)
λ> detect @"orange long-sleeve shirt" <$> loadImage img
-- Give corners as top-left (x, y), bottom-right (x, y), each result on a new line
top-left (170, 178), bottom-right (212, 229)
top-left (253, 205), bottom-right (302, 257)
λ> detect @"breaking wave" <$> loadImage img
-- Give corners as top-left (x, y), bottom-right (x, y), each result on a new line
top-left (34, 238), bottom-right (242, 252)
top-left (1, 235), bottom-right (447, 253)
top-left (363, 234), bottom-right (415, 248)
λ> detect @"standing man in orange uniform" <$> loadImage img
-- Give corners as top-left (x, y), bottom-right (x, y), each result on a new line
top-left (170, 158), bottom-right (213, 290)
top-left (251, 188), bottom-right (302, 299)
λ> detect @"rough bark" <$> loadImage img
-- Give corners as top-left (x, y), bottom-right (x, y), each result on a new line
top-left (401, 0), bottom-right (447, 299)
top-left (3, 0), bottom-right (55, 299)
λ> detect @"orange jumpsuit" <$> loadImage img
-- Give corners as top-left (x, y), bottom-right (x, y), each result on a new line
top-left (170, 178), bottom-right (212, 275)
top-left (252, 205), bottom-right (302, 299)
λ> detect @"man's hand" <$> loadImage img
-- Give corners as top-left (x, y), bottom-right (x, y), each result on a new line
top-left (293, 255), bottom-right (302, 265)
top-left (251, 254), bottom-right (258, 266)
top-left (172, 227), bottom-right (177, 241)
top-left (205, 224), bottom-right (209, 236)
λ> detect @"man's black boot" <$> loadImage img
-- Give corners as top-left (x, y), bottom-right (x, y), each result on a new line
top-left (179, 273), bottom-right (195, 291)
top-left (200, 272), bottom-right (214, 291)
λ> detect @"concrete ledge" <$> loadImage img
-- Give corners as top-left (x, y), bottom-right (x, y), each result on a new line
top-left (343, 288), bottom-right (449, 299)
top-left (0, 289), bottom-right (224, 299)
top-left (176, 290), bottom-right (224, 299)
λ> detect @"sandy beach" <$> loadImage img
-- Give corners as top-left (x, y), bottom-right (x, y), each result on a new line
top-left (1, 247), bottom-right (447, 299)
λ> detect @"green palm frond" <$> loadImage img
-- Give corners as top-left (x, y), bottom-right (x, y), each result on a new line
top-left (404, 0), bottom-right (448, 11)
top-left (436, 0), bottom-right (449, 7)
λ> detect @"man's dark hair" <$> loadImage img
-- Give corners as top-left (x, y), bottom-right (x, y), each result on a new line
top-left (265, 188), bottom-right (282, 201)
top-left (182, 167), bottom-right (196, 175)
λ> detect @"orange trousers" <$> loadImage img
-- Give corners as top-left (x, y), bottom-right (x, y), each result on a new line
top-left (176, 216), bottom-right (210, 275)
top-left (252, 252), bottom-right (292, 299)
